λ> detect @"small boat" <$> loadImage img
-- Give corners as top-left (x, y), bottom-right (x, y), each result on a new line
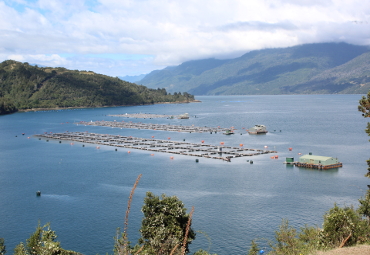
top-left (248, 125), bottom-right (268, 134)
top-left (223, 129), bottom-right (234, 135)
top-left (178, 113), bottom-right (189, 119)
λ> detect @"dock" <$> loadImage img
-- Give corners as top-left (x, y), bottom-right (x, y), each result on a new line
top-left (77, 120), bottom-right (234, 134)
top-left (35, 132), bottom-right (277, 161)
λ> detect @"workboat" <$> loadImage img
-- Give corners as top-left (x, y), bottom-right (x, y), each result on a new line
top-left (247, 125), bottom-right (268, 134)
top-left (223, 129), bottom-right (234, 135)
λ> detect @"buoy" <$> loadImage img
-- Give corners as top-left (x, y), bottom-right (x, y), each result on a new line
top-left (274, 155), bottom-right (278, 159)
top-left (59, 141), bottom-right (62, 143)
top-left (115, 148), bottom-right (117, 151)
top-left (170, 156), bottom-right (174, 159)
top-left (298, 153), bottom-right (301, 155)
top-left (168, 137), bottom-right (171, 140)
top-left (201, 140), bottom-right (204, 143)
top-left (289, 147), bottom-right (292, 151)
top-left (70, 143), bottom-right (74, 145)
top-left (36, 191), bottom-right (41, 196)
top-left (96, 146), bottom-right (100, 149)
top-left (152, 136), bottom-right (154, 138)
top-left (82, 144), bottom-right (85, 147)
top-left (220, 142), bottom-right (224, 145)
top-left (195, 159), bottom-right (199, 163)
top-left (27, 137), bottom-right (30, 139)
top-left (250, 160), bottom-right (253, 164)
top-left (240, 144), bottom-right (243, 147)
top-left (128, 151), bottom-right (131, 153)
top-left (264, 146), bottom-right (268, 149)
top-left (150, 154), bottom-right (154, 156)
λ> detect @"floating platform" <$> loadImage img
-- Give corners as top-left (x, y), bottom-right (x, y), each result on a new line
top-left (109, 113), bottom-right (175, 119)
top-left (77, 120), bottom-right (233, 134)
top-left (293, 162), bottom-right (343, 170)
top-left (35, 132), bottom-right (277, 162)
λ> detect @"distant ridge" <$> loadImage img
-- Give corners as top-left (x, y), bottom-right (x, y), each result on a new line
top-left (138, 42), bottom-right (370, 95)
top-left (118, 74), bottom-right (146, 83)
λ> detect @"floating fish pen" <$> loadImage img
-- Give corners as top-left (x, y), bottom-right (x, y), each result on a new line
top-left (77, 120), bottom-right (233, 134)
top-left (35, 132), bottom-right (277, 162)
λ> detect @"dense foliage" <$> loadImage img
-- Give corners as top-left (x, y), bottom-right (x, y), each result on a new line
top-left (115, 191), bottom-right (196, 255)
top-left (13, 223), bottom-right (80, 255)
top-left (139, 42), bottom-right (370, 95)
top-left (0, 60), bottom-right (195, 115)
top-left (138, 192), bottom-right (195, 254)
top-left (358, 90), bottom-right (370, 177)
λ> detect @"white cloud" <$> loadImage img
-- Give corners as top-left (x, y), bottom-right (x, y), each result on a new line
top-left (0, 0), bottom-right (369, 76)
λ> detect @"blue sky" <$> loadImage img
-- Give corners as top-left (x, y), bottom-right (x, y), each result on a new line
top-left (1, 0), bottom-right (369, 77)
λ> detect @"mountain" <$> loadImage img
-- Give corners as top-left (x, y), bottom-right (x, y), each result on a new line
top-left (118, 74), bottom-right (146, 83)
top-left (0, 60), bottom-right (195, 115)
top-left (138, 43), bottom-right (370, 95)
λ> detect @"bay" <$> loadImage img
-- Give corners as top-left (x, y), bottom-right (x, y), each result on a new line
top-left (0, 95), bottom-right (369, 254)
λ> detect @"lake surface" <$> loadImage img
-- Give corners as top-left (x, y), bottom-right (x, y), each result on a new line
top-left (0, 95), bottom-right (369, 254)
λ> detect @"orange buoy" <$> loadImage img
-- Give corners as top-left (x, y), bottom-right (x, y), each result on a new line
top-left (128, 151), bottom-right (131, 153)
top-left (271, 156), bottom-right (274, 159)
top-left (289, 147), bottom-right (292, 151)
top-left (152, 136), bottom-right (154, 138)
top-left (170, 156), bottom-right (174, 159)
top-left (274, 155), bottom-right (279, 159)
top-left (96, 146), bottom-right (100, 149)
top-left (70, 143), bottom-right (74, 145)
top-left (239, 144), bottom-right (243, 147)
top-left (264, 146), bottom-right (268, 148)
top-left (168, 137), bottom-right (171, 140)
top-left (220, 142), bottom-right (224, 145)
top-left (150, 154), bottom-right (154, 156)
top-left (201, 140), bottom-right (205, 143)
top-left (298, 153), bottom-right (302, 155)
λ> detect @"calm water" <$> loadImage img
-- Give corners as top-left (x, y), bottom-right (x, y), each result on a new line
top-left (0, 95), bottom-right (369, 254)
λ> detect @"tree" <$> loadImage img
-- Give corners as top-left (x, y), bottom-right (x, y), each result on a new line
top-left (138, 192), bottom-right (195, 255)
top-left (247, 240), bottom-right (260, 255)
top-left (14, 223), bottom-right (80, 255)
top-left (358, 189), bottom-right (370, 221)
top-left (0, 238), bottom-right (5, 255)
top-left (358, 91), bottom-right (370, 177)
top-left (319, 205), bottom-right (370, 248)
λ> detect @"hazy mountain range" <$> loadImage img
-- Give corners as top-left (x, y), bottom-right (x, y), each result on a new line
top-left (137, 43), bottom-right (370, 95)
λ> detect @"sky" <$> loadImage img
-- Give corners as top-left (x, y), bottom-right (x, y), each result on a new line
top-left (1, 0), bottom-right (369, 77)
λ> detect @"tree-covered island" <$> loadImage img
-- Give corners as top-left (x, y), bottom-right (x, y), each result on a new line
top-left (0, 60), bottom-right (196, 115)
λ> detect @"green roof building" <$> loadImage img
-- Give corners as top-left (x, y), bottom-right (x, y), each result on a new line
top-left (296, 154), bottom-right (342, 169)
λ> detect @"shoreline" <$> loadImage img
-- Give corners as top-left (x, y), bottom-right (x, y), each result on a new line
top-left (17, 100), bottom-right (201, 113)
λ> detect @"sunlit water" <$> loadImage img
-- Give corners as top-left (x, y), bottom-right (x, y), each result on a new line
top-left (0, 95), bottom-right (369, 254)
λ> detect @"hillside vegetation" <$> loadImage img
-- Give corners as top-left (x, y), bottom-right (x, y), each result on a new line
top-left (0, 60), bottom-right (194, 115)
top-left (139, 43), bottom-right (370, 95)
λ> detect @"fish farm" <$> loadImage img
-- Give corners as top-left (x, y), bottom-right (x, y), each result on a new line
top-left (35, 132), bottom-right (277, 162)
top-left (77, 120), bottom-right (236, 134)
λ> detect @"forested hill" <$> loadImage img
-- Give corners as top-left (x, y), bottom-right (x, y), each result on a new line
top-left (139, 42), bottom-right (370, 95)
top-left (0, 60), bottom-right (195, 115)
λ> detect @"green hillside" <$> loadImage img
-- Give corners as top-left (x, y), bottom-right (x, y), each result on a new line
top-left (139, 42), bottom-right (370, 95)
top-left (0, 60), bottom-right (195, 115)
